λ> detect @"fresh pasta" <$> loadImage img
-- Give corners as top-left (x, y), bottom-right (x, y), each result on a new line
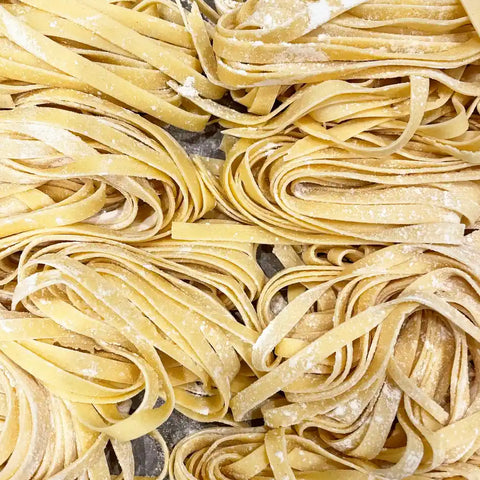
top-left (0, 233), bottom-right (266, 477)
top-left (0, 0), bottom-right (225, 131)
top-left (169, 1), bottom-right (480, 245)
top-left (172, 133), bottom-right (480, 244)
top-left (0, 316), bottom-right (169, 480)
top-left (0, 0), bottom-right (480, 478)
top-left (170, 426), bottom-right (480, 480)
top-left (0, 88), bottom-right (214, 242)
top-left (1, 235), bottom-right (264, 434)
top-left (180, 0), bottom-right (480, 106)
top-left (229, 231), bottom-right (480, 478)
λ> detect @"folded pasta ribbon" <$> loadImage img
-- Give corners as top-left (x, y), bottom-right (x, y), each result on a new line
top-left (3, 237), bottom-right (263, 441)
top-left (173, 129), bottom-right (480, 244)
top-left (0, 0), bottom-right (226, 130)
top-left (170, 425), bottom-right (480, 480)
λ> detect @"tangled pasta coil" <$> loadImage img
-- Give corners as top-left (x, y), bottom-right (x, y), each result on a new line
top-left (0, 340), bottom-right (158, 480)
top-left (0, 0), bottom-right (224, 131)
top-left (0, 236), bottom-right (264, 448)
top-left (0, 0), bottom-right (226, 130)
top-left (1, 0), bottom-right (480, 478)
top-left (185, 0), bottom-right (480, 89)
top-left (0, 88), bottom-right (214, 242)
top-left (225, 231), bottom-right (480, 478)
top-left (170, 426), bottom-right (480, 480)
top-left (173, 130), bottom-right (480, 245)
top-left (172, 0), bottom-right (480, 165)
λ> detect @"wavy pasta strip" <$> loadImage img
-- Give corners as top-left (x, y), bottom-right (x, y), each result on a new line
top-left (170, 426), bottom-right (480, 480)
top-left (171, 0), bottom-right (480, 164)
top-left (173, 132), bottom-right (480, 244)
top-left (185, 0), bottom-right (480, 87)
top-left (0, 337), bottom-right (149, 480)
top-left (0, 0), bottom-right (480, 478)
top-left (0, 88), bottom-right (214, 242)
top-left (0, 0), bottom-right (225, 131)
top-left (0, 236), bottom-right (262, 438)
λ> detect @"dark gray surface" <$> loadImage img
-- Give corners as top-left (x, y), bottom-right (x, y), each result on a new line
top-left (167, 124), bottom-right (225, 159)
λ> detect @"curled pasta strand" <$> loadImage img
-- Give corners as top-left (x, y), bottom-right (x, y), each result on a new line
top-left (0, 236), bottom-right (263, 438)
top-left (173, 130), bottom-right (480, 244)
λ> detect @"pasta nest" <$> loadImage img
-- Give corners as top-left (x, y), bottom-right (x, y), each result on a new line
top-left (0, 88), bottom-right (214, 242)
top-left (185, 0), bottom-right (480, 88)
top-left (228, 232), bottom-right (480, 478)
top-left (0, 336), bottom-right (167, 480)
top-left (170, 426), bottom-right (479, 480)
top-left (0, 237), bottom-right (265, 445)
top-left (190, 127), bottom-right (480, 244)
top-left (0, 0), bottom-right (225, 130)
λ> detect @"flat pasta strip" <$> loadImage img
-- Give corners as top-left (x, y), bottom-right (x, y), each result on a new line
top-left (0, 0), bottom-right (479, 478)
top-left (0, 235), bottom-right (263, 434)
top-left (173, 0), bottom-right (480, 164)
top-left (170, 426), bottom-right (480, 480)
top-left (0, 0), bottom-right (225, 130)
top-left (0, 335), bottom-right (147, 480)
top-left (228, 231), bottom-right (480, 477)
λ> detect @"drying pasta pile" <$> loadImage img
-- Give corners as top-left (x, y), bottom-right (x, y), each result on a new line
top-left (1, 0), bottom-right (480, 479)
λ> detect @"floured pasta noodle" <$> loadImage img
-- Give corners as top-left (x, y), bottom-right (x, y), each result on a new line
top-left (173, 132), bottom-right (480, 244)
top-left (182, 0), bottom-right (480, 94)
top-left (142, 239), bottom-right (265, 316)
top-left (170, 426), bottom-right (480, 480)
top-left (0, 0), bottom-right (480, 478)
top-left (298, 244), bottom-right (378, 267)
top-left (0, 88), bottom-right (214, 242)
top-left (227, 231), bottom-right (480, 478)
top-left (0, 236), bottom-right (262, 445)
top-left (0, 0), bottom-right (225, 131)
top-left (0, 330), bottom-right (163, 480)
top-left (171, 0), bottom-right (480, 245)
top-left (173, 0), bottom-right (480, 167)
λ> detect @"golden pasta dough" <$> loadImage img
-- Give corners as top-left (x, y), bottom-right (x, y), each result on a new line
top-left (181, 0), bottom-right (480, 101)
top-left (0, 0), bottom-right (480, 478)
top-left (170, 0), bottom-right (480, 246)
top-left (170, 426), bottom-right (480, 480)
top-left (0, 235), bottom-right (264, 442)
top-left (0, 331), bottom-right (164, 480)
top-left (228, 231), bottom-right (480, 478)
top-left (172, 132), bottom-right (480, 244)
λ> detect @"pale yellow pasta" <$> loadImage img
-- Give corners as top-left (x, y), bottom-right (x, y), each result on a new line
top-left (0, 234), bottom-right (264, 434)
top-left (170, 426), bottom-right (480, 480)
top-left (1, 0), bottom-right (480, 478)
top-left (171, 0), bottom-right (480, 245)
top-left (0, 232), bottom-right (266, 477)
top-left (172, 0), bottom-right (480, 163)
top-left (0, 88), bottom-right (214, 242)
top-left (172, 134), bottom-right (480, 244)
top-left (227, 231), bottom-right (480, 478)
top-left (0, 330), bottom-right (164, 480)
top-left (0, 0), bottom-right (225, 130)
top-left (180, 0), bottom-right (480, 97)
